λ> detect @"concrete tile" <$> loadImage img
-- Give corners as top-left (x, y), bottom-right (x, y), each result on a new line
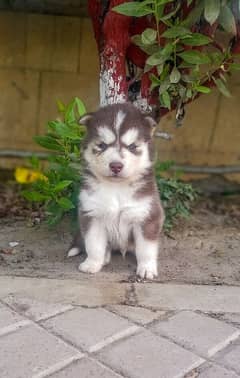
top-left (0, 276), bottom-right (128, 307)
top-left (98, 330), bottom-right (204, 378)
top-left (3, 294), bottom-right (73, 321)
top-left (51, 357), bottom-right (122, 378)
top-left (152, 311), bottom-right (240, 357)
top-left (0, 303), bottom-right (30, 336)
top-left (218, 345), bottom-right (240, 374)
top-left (0, 324), bottom-right (82, 378)
top-left (108, 305), bottom-right (166, 325)
top-left (42, 307), bottom-right (138, 352)
top-left (220, 313), bottom-right (240, 327)
top-left (135, 283), bottom-right (240, 313)
top-left (198, 364), bottom-right (239, 378)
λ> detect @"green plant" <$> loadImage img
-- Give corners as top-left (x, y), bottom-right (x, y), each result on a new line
top-left (22, 97), bottom-right (86, 225)
top-left (22, 98), bottom-right (197, 229)
top-left (155, 161), bottom-right (198, 230)
top-left (113, 0), bottom-right (240, 117)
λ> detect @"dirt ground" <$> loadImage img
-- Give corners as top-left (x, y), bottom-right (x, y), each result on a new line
top-left (0, 183), bottom-right (240, 285)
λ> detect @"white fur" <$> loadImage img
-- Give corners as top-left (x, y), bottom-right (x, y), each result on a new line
top-left (121, 128), bottom-right (139, 145)
top-left (115, 110), bottom-right (126, 132)
top-left (67, 247), bottom-right (80, 257)
top-left (79, 180), bottom-right (153, 267)
top-left (98, 126), bottom-right (116, 144)
top-left (134, 225), bottom-right (159, 279)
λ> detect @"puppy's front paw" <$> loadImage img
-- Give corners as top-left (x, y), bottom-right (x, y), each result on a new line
top-left (78, 258), bottom-right (102, 274)
top-left (137, 261), bottom-right (158, 280)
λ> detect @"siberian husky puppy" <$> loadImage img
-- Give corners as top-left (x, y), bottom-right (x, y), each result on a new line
top-left (68, 103), bottom-right (164, 279)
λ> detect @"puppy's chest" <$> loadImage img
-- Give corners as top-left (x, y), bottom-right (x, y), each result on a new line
top-left (80, 183), bottom-right (151, 224)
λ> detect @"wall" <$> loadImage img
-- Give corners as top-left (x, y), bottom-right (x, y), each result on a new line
top-left (0, 11), bottom-right (239, 180)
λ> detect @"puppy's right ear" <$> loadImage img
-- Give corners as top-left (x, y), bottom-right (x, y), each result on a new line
top-left (79, 113), bottom-right (93, 126)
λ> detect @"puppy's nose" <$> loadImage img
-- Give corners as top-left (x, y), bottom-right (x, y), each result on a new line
top-left (109, 161), bottom-right (123, 174)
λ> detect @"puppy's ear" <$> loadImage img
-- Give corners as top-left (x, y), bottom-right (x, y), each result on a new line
top-left (79, 113), bottom-right (93, 126)
top-left (145, 115), bottom-right (157, 137)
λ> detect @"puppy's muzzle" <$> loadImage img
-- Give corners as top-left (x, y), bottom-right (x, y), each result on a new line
top-left (109, 161), bottom-right (123, 175)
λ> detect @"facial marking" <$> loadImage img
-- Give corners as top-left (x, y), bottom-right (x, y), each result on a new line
top-left (98, 126), bottom-right (115, 144)
top-left (121, 128), bottom-right (139, 146)
top-left (115, 110), bottom-right (126, 133)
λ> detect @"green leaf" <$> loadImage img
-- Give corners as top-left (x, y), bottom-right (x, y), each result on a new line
top-left (75, 97), bottom-right (86, 117)
top-left (28, 155), bottom-right (40, 169)
top-left (195, 85), bottom-right (211, 93)
top-left (159, 78), bottom-right (171, 94)
top-left (22, 190), bottom-right (50, 202)
top-left (160, 91), bottom-right (171, 109)
top-left (131, 35), bottom-right (159, 55)
top-left (181, 33), bottom-right (212, 46)
top-left (112, 2), bottom-right (152, 17)
top-left (57, 197), bottom-right (75, 210)
top-left (54, 123), bottom-right (81, 141)
top-left (218, 5), bottom-right (237, 35)
top-left (186, 88), bottom-right (192, 98)
top-left (34, 136), bottom-right (64, 151)
top-left (160, 2), bottom-right (180, 21)
top-left (162, 26), bottom-right (191, 38)
top-left (150, 74), bottom-right (161, 90)
top-left (213, 77), bottom-right (231, 97)
top-left (53, 180), bottom-right (73, 193)
top-left (56, 100), bottom-right (66, 113)
top-left (146, 43), bottom-right (173, 66)
top-left (183, 1), bottom-right (204, 27)
top-left (170, 67), bottom-right (181, 83)
top-left (204, 0), bottom-right (220, 25)
top-left (229, 62), bottom-right (240, 70)
top-left (178, 50), bottom-right (211, 64)
top-left (141, 28), bottom-right (157, 45)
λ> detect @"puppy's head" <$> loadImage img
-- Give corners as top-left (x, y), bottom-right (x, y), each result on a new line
top-left (80, 103), bottom-right (157, 181)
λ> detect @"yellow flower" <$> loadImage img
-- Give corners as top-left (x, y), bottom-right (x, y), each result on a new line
top-left (15, 167), bottom-right (47, 184)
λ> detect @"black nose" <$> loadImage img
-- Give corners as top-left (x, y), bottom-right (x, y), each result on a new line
top-left (109, 162), bottom-right (123, 174)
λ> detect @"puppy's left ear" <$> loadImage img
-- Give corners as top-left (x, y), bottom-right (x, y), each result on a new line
top-left (79, 113), bottom-right (93, 127)
top-left (145, 116), bottom-right (157, 137)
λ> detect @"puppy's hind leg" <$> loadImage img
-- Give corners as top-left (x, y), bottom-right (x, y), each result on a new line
top-left (79, 219), bottom-right (107, 274)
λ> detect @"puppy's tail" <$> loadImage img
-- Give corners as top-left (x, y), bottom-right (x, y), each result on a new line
top-left (67, 231), bottom-right (84, 258)
top-left (67, 247), bottom-right (80, 257)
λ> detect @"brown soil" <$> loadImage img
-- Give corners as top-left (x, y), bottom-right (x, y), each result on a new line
top-left (0, 183), bottom-right (240, 285)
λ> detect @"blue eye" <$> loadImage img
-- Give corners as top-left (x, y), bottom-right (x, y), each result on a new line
top-left (98, 142), bottom-right (108, 151)
top-left (128, 143), bottom-right (137, 152)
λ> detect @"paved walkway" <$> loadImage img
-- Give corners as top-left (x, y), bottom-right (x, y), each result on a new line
top-left (1, 276), bottom-right (240, 378)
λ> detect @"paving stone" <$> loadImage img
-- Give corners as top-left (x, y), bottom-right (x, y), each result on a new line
top-left (221, 313), bottom-right (240, 327)
top-left (0, 303), bottom-right (30, 336)
top-left (3, 294), bottom-right (73, 321)
top-left (152, 311), bottom-right (240, 358)
top-left (135, 284), bottom-right (240, 312)
top-left (0, 323), bottom-right (82, 378)
top-left (108, 305), bottom-right (166, 325)
top-left (43, 307), bottom-right (138, 352)
top-left (51, 357), bottom-right (122, 378)
top-left (0, 276), bottom-right (127, 307)
top-left (198, 364), bottom-right (239, 378)
top-left (218, 345), bottom-right (240, 374)
top-left (97, 330), bottom-right (204, 378)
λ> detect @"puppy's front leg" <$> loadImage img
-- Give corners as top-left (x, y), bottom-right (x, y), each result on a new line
top-left (79, 219), bottom-right (107, 274)
top-left (134, 225), bottom-right (159, 280)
